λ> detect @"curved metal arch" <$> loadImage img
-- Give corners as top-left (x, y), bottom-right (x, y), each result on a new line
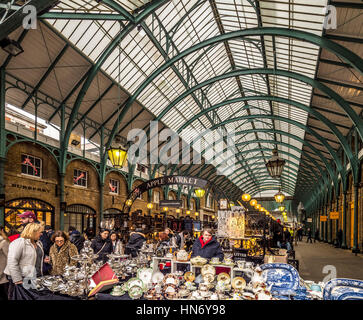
top-left (176, 92), bottom-right (353, 171)
top-left (61, 0), bottom-right (169, 171)
top-left (241, 174), bottom-right (303, 193)
top-left (104, 26), bottom-right (363, 166)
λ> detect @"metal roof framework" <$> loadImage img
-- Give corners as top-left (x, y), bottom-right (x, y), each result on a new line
top-left (0, 0), bottom-right (362, 205)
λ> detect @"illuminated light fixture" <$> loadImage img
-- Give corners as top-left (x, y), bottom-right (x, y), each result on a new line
top-left (125, 199), bottom-right (132, 206)
top-left (255, 204), bottom-right (261, 210)
top-left (282, 211), bottom-right (287, 216)
top-left (259, 207), bottom-right (264, 212)
top-left (266, 211), bottom-right (270, 215)
top-left (176, 209), bottom-right (181, 213)
top-left (194, 188), bottom-right (205, 198)
top-left (0, 37), bottom-right (24, 56)
top-left (195, 212), bottom-right (199, 216)
top-left (279, 206), bottom-right (285, 212)
top-left (241, 193), bottom-right (251, 202)
top-left (212, 215), bottom-right (215, 219)
top-left (229, 202), bottom-right (235, 207)
top-left (274, 190), bottom-right (285, 203)
top-left (250, 199), bottom-right (257, 207)
top-left (107, 146), bottom-right (127, 168)
top-left (163, 207), bottom-right (168, 212)
top-left (147, 203), bottom-right (153, 209)
top-left (265, 148), bottom-right (286, 179)
top-left (186, 210), bottom-right (191, 215)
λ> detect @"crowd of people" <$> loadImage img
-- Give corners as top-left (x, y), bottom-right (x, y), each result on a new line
top-left (0, 211), bottom-right (226, 300)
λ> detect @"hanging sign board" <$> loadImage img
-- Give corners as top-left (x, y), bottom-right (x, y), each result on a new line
top-left (159, 200), bottom-right (182, 208)
top-left (329, 212), bottom-right (339, 220)
top-left (320, 215), bottom-right (327, 222)
top-left (219, 199), bottom-right (228, 210)
top-left (306, 218), bottom-right (312, 223)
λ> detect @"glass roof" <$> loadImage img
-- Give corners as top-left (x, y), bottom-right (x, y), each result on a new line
top-left (45, 0), bottom-right (329, 196)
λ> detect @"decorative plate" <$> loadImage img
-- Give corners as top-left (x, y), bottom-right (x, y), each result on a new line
top-left (162, 274), bottom-right (179, 286)
top-left (129, 285), bottom-right (143, 300)
top-left (201, 264), bottom-right (216, 277)
top-left (203, 273), bottom-right (215, 284)
top-left (137, 268), bottom-right (153, 286)
top-left (217, 272), bottom-right (231, 284)
top-left (184, 271), bottom-right (195, 282)
top-left (190, 256), bottom-right (208, 266)
top-left (232, 277), bottom-right (247, 290)
top-left (127, 277), bottom-right (145, 291)
top-left (151, 271), bottom-right (164, 284)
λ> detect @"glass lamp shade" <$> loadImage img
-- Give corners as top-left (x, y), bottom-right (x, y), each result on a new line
top-left (195, 212), bottom-right (199, 216)
top-left (255, 204), bottom-right (261, 210)
top-left (274, 191), bottom-right (285, 203)
top-left (229, 202), bottom-right (235, 207)
top-left (176, 209), bottom-right (181, 213)
top-left (147, 203), bottom-right (153, 209)
top-left (194, 188), bottom-right (205, 198)
top-left (279, 206), bottom-right (285, 212)
top-left (107, 147), bottom-right (127, 168)
top-left (125, 199), bottom-right (132, 206)
top-left (242, 193), bottom-right (251, 202)
top-left (212, 215), bottom-right (215, 219)
top-left (265, 149), bottom-right (286, 178)
top-left (266, 211), bottom-right (270, 215)
top-left (163, 207), bottom-right (168, 212)
top-left (259, 207), bottom-right (264, 212)
top-left (250, 199), bottom-right (257, 206)
top-left (282, 211), bottom-right (287, 216)
top-left (186, 210), bottom-right (191, 215)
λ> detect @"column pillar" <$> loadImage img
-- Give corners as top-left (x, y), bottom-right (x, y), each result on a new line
top-left (59, 173), bottom-right (65, 231)
top-left (341, 191), bottom-right (348, 249)
top-left (99, 182), bottom-right (104, 224)
top-left (0, 67), bottom-right (5, 227)
top-left (352, 183), bottom-right (360, 254)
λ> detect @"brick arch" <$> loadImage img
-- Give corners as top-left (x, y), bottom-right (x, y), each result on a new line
top-left (65, 158), bottom-right (100, 188)
top-left (168, 190), bottom-right (177, 200)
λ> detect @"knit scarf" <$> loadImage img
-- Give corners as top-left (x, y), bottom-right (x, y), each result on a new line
top-left (199, 236), bottom-right (212, 248)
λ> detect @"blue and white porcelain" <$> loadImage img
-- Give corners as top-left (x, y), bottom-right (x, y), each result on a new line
top-left (323, 278), bottom-right (363, 300)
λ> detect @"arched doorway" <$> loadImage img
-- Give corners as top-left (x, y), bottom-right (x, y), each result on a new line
top-left (65, 204), bottom-right (96, 235)
top-left (5, 198), bottom-right (55, 234)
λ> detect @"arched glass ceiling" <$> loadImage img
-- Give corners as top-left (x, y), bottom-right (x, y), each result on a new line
top-left (44, 0), bottom-right (330, 196)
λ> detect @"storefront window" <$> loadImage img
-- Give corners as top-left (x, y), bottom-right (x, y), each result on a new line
top-left (109, 179), bottom-right (119, 194)
top-left (64, 204), bottom-right (96, 234)
top-left (74, 169), bottom-right (87, 187)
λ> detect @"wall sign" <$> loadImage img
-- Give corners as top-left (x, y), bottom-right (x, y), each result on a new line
top-left (320, 215), bottom-right (327, 222)
top-left (159, 200), bottom-right (182, 208)
top-left (10, 183), bottom-right (50, 193)
top-left (329, 211), bottom-right (339, 220)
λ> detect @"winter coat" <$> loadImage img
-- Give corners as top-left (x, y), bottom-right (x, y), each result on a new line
top-left (91, 236), bottom-right (113, 262)
top-left (191, 236), bottom-right (224, 261)
top-left (4, 237), bottom-right (44, 283)
top-left (0, 236), bottom-right (9, 284)
top-left (49, 241), bottom-right (78, 276)
top-left (111, 240), bottom-right (124, 255)
top-left (125, 232), bottom-right (146, 257)
top-left (40, 231), bottom-right (54, 256)
top-left (70, 230), bottom-right (85, 253)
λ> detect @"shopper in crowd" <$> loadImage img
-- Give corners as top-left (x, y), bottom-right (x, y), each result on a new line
top-left (283, 228), bottom-right (292, 251)
top-left (297, 227), bottom-right (303, 241)
top-left (125, 228), bottom-right (146, 257)
top-left (41, 225), bottom-right (54, 275)
top-left (314, 229), bottom-right (320, 243)
top-left (191, 228), bottom-right (224, 261)
top-left (84, 227), bottom-right (95, 241)
top-left (307, 228), bottom-right (313, 243)
top-left (273, 230), bottom-right (283, 248)
top-left (110, 231), bottom-right (124, 255)
top-left (8, 211), bottom-right (38, 242)
top-left (337, 229), bottom-right (343, 248)
top-left (91, 228), bottom-right (112, 263)
top-left (0, 226), bottom-right (9, 300)
top-left (175, 230), bottom-right (190, 250)
top-left (68, 226), bottom-right (85, 252)
top-left (48, 231), bottom-right (78, 276)
top-left (156, 232), bottom-right (171, 253)
top-left (5, 223), bottom-right (45, 299)
top-left (164, 227), bottom-right (177, 247)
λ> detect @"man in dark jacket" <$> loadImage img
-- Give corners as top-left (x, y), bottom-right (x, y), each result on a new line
top-left (125, 228), bottom-right (146, 257)
top-left (69, 226), bottom-right (85, 252)
top-left (191, 228), bottom-right (224, 261)
top-left (91, 229), bottom-right (113, 263)
top-left (176, 231), bottom-right (190, 250)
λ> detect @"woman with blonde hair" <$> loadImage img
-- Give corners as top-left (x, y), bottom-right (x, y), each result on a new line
top-left (0, 226), bottom-right (9, 300)
top-left (4, 223), bottom-right (45, 299)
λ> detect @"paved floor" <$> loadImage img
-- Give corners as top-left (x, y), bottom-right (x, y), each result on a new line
top-left (294, 237), bottom-right (363, 282)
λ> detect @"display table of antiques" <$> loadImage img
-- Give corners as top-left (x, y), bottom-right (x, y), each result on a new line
top-left (13, 241), bottom-right (363, 301)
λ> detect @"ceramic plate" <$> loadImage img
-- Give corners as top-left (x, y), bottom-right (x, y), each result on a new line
top-left (232, 277), bottom-right (247, 290)
top-left (184, 271), bottom-right (195, 282)
top-left (129, 285), bottom-right (143, 299)
top-left (217, 272), bottom-right (231, 284)
top-left (127, 277), bottom-right (145, 291)
top-left (201, 264), bottom-right (216, 276)
top-left (137, 268), bottom-right (153, 285)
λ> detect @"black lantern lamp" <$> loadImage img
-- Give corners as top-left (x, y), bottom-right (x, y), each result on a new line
top-left (265, 148), bottom-right (286, 179)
